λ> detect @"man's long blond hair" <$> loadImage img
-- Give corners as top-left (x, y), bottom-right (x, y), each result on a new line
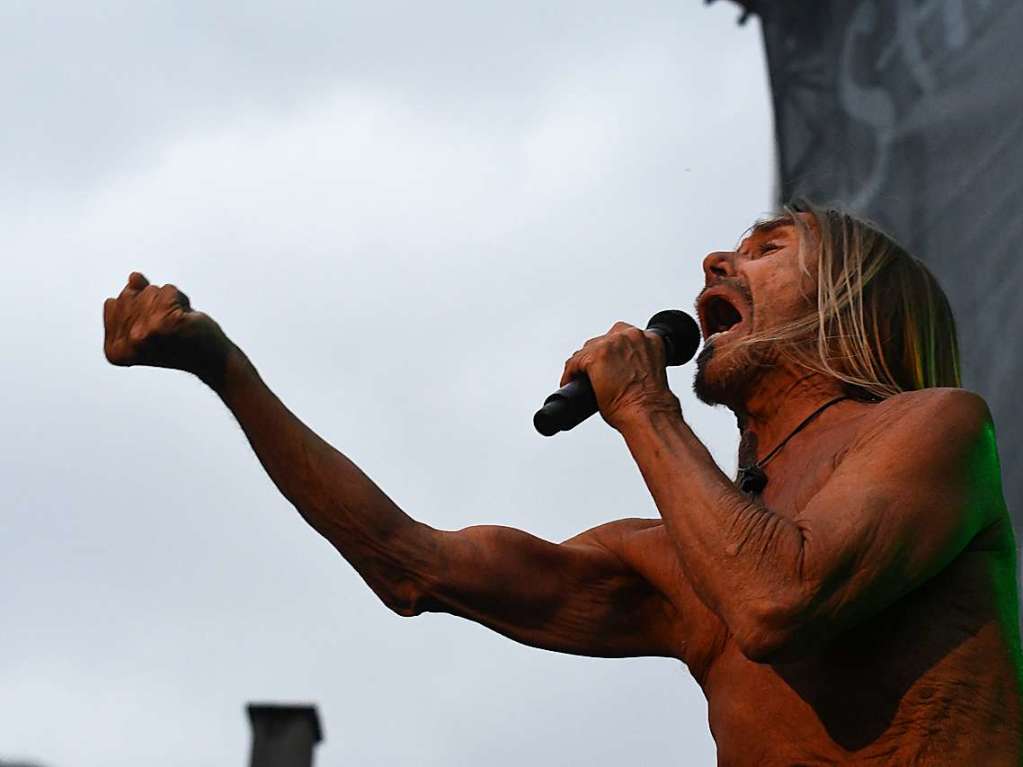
top-left (739, 201), bottom-right (961, 400)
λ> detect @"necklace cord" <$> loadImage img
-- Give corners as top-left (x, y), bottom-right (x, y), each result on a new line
top-left (736, 395), bottom-right (851, 495)
top-left (754, 395), bottom-right (851, 470)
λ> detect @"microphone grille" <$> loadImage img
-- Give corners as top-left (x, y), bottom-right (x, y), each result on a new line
top-left (646, 310), bottom-right (701, 366)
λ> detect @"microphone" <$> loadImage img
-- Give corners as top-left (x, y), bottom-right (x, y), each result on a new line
top-left (533, 310), bottom-right (701, 437)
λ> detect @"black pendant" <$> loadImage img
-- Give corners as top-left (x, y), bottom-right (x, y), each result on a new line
top-left (736, 464), bottom-right (768, 496)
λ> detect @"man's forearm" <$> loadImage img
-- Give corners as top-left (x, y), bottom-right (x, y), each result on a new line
top-left (618, 405), bottom-right (805, 651)
top-left (206, 342), bottom-right (437, 613)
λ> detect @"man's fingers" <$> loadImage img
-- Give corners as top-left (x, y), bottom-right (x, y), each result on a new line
top-left (102, 298), bottom-right (117, 361)
top-left (560, 351), bottom-right (587, 387)
top-left (643, 330), bottom-right (667, 367)
top-left (558, 321), bottom-right (651, 387)
top-left (103, 297), bottom-right (115, 329)
top-left (159, 283), bottom-right (190, 311)
top-left (103, 273), bottom-right (203, 369)
top-left (117, 271), bottom-right (150, 300)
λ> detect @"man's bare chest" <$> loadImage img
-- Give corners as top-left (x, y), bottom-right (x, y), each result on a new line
top-left (750, 428), bottom-right (854, 517)
top-left (702, 544), bottom-right (1020, 764)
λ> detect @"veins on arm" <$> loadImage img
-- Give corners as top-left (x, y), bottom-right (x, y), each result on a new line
top-left (419, 519), bottom-right (691, 659)
top-left (620, 389), bottom-right (998, 662)
top-left (212, 348), bottom-right (700, 660)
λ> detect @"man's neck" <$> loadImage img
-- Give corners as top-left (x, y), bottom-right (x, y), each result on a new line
top-left (735, 366), bottom-right (848, 467)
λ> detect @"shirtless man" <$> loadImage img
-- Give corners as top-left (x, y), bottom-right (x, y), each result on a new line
top-left (103, 204), bottom-right (1022, 764)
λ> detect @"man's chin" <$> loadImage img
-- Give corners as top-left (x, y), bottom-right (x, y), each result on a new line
top-left (693, 346), bottom-right (757, 408)
top-left (693, 367), bottom-right (738, 407)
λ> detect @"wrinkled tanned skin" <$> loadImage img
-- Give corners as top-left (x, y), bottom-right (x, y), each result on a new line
top-left (103, 218), bottom-right (1022, 765)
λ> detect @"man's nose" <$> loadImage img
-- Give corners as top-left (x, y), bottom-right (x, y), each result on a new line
top-left (702, 251), bottom-right (736, 281)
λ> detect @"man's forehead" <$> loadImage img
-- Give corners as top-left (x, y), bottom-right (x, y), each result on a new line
top-left (739, 211), bottom-right (815, 246)
top-left (750, 218), bottom-right (793, 237)
top-left (737, 218), bottom-right (792, 250)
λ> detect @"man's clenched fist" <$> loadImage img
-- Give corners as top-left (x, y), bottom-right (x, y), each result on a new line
top-left (103, 272), bottom-right (228, 382)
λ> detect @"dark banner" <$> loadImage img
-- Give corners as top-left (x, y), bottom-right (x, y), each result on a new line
top-left (749, 0), bottom-right (1022, 543)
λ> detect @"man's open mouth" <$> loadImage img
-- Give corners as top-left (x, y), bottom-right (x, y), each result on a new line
top-left (699, 292), bottom-right (746, 341)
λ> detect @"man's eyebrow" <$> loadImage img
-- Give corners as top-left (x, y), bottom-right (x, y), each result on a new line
top-left (749, 218), bottom-right (794, 237)
top-left (736, 217), bottom-right (797, 251)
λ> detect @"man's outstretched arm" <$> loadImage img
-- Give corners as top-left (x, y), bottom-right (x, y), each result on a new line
top-left (212, 344), bottom-right (684, 657)
top-left (102, 273), bottom-right (688, 659)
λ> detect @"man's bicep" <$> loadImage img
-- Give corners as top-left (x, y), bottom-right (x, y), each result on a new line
top-left (794, 390), bottom-right (999, 636)
top-left (424, 519), bottom-right (687, 659)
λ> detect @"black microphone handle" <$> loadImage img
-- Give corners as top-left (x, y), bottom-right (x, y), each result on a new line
top-left (532, 376), bottom-right (599, 437)
top-left (532, 316), bottom-right (694, 437)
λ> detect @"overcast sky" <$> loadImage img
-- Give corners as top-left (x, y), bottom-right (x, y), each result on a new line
top-left (1, 2), bottom-right (773, 764)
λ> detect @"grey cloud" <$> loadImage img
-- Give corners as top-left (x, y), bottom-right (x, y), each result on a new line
top-left (1, 2), bottom-right (769, 765)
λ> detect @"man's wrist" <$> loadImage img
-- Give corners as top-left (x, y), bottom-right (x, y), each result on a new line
top-left (612, 392), bottom-right (684, 436)
top-left (191, 327), bottom-right (240, 392)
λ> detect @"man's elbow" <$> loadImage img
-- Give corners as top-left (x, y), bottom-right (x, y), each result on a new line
top-left (733, 600), bottom-right (822, 664)
top-left (377, 578), bottom-right (431, 618)
top-left (355, 523), bottom-right (442, 619)
top-left (734, 624), bottom-right (799, 664)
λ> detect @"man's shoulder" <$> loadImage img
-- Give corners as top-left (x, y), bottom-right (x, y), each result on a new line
top-left (872, 386), bottom-right (988, 416)
top-left (856, 387), bottom-right (992, 446)
top-left (846, 388), bottom-right (1004, 528)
